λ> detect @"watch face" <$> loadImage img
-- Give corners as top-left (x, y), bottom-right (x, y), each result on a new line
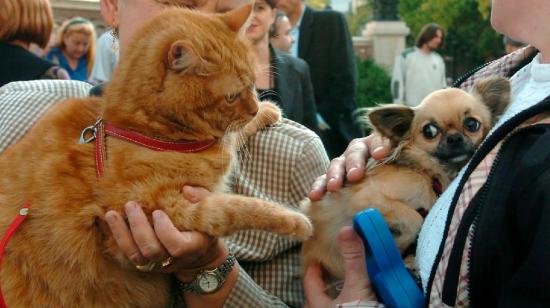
top-left (198, 272), bottom-right (221, 293)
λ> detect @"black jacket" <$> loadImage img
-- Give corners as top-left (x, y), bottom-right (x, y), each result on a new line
top-left (272, 47), bottom-right (318, 133)
top-left (427, 52), bottom-right (550, 307)
top-left (298, 7), bottom-right (362, 155)
top-left (0, 42), bottom-right (55, 87)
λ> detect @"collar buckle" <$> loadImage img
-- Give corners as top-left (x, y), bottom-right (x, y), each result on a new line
top-left (78, 119), bottom-right (101, 144)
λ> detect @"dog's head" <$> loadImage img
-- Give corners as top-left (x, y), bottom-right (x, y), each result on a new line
top-left (368, 77), bottom-right (510, 176)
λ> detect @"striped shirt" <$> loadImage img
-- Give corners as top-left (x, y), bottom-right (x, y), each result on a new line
top-left (0, 80), bottom-right (329, 307)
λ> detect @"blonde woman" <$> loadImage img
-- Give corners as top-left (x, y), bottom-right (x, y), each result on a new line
top-left (46, 17), bottom-right (96, 81)
top-left (0, 0), bottom-right (69, 86)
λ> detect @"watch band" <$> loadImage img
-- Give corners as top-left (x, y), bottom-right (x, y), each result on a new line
top-left (178, 253), bottom-right (236, 294)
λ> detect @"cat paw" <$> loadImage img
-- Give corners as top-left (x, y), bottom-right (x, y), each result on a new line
top-left (256, 100), bottom-right (282, 127)
top-left (278, 212), bottom-right (313, 241)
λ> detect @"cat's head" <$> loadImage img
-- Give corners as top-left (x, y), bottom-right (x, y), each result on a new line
top-left (103, 4), bottom-right (258, 140)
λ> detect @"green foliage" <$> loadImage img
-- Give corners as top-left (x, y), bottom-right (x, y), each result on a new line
top-left (399, 0), bottom-right (502, 81)
top-left (347, 4), bottom-right (372, 35)
top-left (355, 58), bottom-right (392, 109)
top-left (305, 0), bottom-right (329, 9)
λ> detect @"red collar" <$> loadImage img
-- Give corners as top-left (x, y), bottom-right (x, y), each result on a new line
top-left (0, 201), bottom-right (30, 308)
top-left (80, 120), bottom-right (217, 178)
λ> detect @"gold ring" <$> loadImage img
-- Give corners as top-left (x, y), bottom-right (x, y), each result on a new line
top-left (160, 256), bottom-right (174, 268)
top-left (136, 261), bottom-right (157, 272)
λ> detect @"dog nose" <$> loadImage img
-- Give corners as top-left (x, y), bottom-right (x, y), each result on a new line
top-left (446, 133), bottom-right (464, 145)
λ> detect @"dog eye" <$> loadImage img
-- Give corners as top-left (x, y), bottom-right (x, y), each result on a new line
top-left (225, 92), bottom-right (240, 104)
top-left (463, 117), bottom-right (481, 132)
top-left (422, 124), bottom-right (439, 139)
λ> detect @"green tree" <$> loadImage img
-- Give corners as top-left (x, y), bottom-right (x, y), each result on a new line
top-left (399, 0), bottom-right (502, 82)
top-left (355, 58), bottom-right (392, 109)
top-left (306, 0), bottom-right (329, 9)
top-left (347, 3), bottom-right (372, 35)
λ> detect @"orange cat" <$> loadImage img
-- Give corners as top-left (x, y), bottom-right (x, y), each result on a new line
top-left (0, 5), bottom-right (312, 307)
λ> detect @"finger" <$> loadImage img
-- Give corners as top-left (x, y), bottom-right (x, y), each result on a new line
top-left (367, 133), bottom-right (392, 161)
top-left (125, 202), bottom-right (169, 262)
top-left (104, 210), bottom-right (146, 265)
top-left (309, 174), bottom-right (328, 202)
top-left (152, 210), bottom-right (215, 265)
top-left (337, 226), bottom-right (376, 301)
top-left (326, 156), bottom-right (346, 192)
top-left (303, 262), bottom-right (331, 308)
top-left (343, 138), bottom-right (369, 183)
top-left (181, 186), bottom-right (211, 203)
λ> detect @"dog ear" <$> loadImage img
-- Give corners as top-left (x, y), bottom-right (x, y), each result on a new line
top-left (472, 77), bottom-right (511, 120)
top-left (368, 104), bottom-right (415, 143)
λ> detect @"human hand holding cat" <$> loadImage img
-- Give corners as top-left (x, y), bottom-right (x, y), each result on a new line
top-left (309, 133), bottom-right (392, 201)
top-left (104, 185), bottom-right (228, 277)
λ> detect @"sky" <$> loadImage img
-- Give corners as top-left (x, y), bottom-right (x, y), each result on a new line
top-left (331, 0), bottom-right (351, 12)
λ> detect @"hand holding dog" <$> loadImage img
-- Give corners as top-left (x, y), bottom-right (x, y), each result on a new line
top-left (309, 133), bottom-right (392, 201)
top-left (304, 226), bottom-right (377, 307)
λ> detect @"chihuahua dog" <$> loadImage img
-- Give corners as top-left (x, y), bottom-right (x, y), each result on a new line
top-left (301, 77), bottom-right (511, 291)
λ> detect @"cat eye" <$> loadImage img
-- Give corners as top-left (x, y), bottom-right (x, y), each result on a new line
top-left (225, 92), bottom-right (240, 104)
top-left (463, 117), bottom-right (481, 132)
top-left (422, 124), bottom-right (440, 139)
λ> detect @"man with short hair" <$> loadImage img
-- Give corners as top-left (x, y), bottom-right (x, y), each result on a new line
top-left (391, 23), bottom-right (447, 107)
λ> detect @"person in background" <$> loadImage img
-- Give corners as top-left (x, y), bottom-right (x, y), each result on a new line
top-left (247, 0), bottom-right (318, 132)
top-left (305, 0), bottom-right (550, 306)
top-left (277, 0), bottom-right (362, 159)
top-left (88, 30), bottom-right (119, 85)
top-left (269, 11), bottom-right (294, 53)
top-left (46, 17), bottom-right (96, 81)
top-left (391, 23), bottom-right (446, 107)
top-left (0, 0), bottom-right (68, 87)
top-left (503, 35), bottom-right (527, 54)
top-left (29, 24), bottom-right (57, 58)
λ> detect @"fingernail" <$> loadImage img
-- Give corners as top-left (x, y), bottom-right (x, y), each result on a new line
top-left (183, 188), bottom-right (198, 203)
top-left (348, 167), bottom-right (358, 174)
top-left (328, 176), bottom-right (338, 184)
top-left (125, 202), bottom-right (137, 212)
top-left (105, 212), bottom-right (116, 224)
top-left (372, 146), bottom-right (384, 154)
top-left (152, 210), bottom-right (164, 223)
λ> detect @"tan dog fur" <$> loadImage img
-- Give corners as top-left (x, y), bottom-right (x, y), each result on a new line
top-left (301, 77), bottom-right (511, 290)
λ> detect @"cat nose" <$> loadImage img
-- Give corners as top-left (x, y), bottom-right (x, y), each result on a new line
top-left (250, 110), bottom-right (257, 117)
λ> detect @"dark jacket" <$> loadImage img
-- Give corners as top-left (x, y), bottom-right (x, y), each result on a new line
top-left (427, 49), bottom-right (550, 307)
top-left (272, 47), bottom-right (318, 133)
top-left (0, 42), bottom-right (59, 87)
top-left (298, 7), bottom-right (361, 156)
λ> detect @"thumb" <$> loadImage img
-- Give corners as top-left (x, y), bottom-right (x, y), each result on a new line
top-left (181, 185), bottom-right (211, 203)
top-left (336, 226), bottom-right (377, 302)
top-left (303, 262), bottom-right (332, 308)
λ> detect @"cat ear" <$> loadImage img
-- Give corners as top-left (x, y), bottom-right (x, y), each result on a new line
top-left (219, 3), bottom-right (253, 35)
top-left (168, 40), bottom-right (215, 76)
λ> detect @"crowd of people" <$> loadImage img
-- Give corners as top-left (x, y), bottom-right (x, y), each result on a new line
top-left (1, 0), bottom-right (549, 307)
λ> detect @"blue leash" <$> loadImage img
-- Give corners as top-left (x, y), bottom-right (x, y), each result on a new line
top-left (353, 208), bottom-right (425, 308)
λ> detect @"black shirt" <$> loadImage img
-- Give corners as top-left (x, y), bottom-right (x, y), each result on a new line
top-left (0, 41), bottom-right (56, 87)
